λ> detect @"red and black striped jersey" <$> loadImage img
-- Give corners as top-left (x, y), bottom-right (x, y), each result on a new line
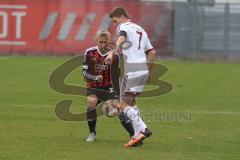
top-left (82, 46), bottom-right (120, 89)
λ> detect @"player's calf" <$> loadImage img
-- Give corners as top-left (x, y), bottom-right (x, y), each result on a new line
top-left (118, 112), bottom-right (135, 138)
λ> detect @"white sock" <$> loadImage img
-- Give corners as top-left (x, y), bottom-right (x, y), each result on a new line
top-left (124, 106), bottom-right (147, 135)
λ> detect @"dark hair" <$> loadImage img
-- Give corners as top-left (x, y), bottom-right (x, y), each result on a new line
top-left (109, 7), bottom-right (129, 19)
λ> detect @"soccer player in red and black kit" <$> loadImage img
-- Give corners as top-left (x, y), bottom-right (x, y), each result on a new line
top-left (82, 30), bottom-right (135, 142)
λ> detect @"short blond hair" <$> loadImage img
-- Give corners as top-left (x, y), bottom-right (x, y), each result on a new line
top-left (95, 30), bottom-right (111, 40)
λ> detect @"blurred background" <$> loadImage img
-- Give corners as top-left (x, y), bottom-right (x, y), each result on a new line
top-left (1, 1), bottom-right (240, 159)
top-left (0, 0), bottom-right (239, 61)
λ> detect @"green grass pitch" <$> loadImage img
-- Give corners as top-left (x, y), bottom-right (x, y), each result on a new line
top-left (0, 56), bottom-right (239, 160)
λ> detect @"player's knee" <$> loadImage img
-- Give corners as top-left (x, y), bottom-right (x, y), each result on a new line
top-left (119, 100), bottom-right (128, 109)
top-left (121, 94), bottom-right (135, 106)
top-left (87, 95), bottom-right (98, 107)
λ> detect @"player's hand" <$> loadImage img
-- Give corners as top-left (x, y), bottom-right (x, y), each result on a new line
top-left (96, 75), bottom-right (103, 82)
top-left (105, 51), bottom-right (113, 65)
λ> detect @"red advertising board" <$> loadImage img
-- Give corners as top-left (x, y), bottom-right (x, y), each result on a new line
top-left (0, 0), bottom-right (172, 55)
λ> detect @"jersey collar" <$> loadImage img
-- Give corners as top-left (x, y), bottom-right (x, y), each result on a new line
top-left (97, 46), bottom-right (109, 56)
top-left (123, 20), bottom-right (132, 25)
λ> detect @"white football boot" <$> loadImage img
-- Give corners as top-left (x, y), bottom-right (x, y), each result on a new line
top-left (86, 132), bottom-right (96, 142)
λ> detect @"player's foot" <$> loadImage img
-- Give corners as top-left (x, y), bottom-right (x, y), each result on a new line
top-left (124, 128), bottom-right (152, 147)
top-left (129, 136), bottom-right (144, 147)
top-left (86, 132), bottom-right (96, 142)
top-left (132, 140), bottom-right (144, 147)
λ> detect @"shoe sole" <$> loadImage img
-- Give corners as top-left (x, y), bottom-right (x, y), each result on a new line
top-left (124, 131), bottom-right (152, 147)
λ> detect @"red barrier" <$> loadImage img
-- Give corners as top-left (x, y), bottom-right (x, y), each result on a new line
top-left (0, 0), bottom-right (172, 55)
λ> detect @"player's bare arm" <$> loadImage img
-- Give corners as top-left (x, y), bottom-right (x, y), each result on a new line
top-left (146, 49), bottom-right (157, 82)
top-left (105, 35), bottom-right (125, 64)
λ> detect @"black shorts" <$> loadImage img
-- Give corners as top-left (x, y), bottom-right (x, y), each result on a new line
top-left (87, 85), bottom-right (118, 102)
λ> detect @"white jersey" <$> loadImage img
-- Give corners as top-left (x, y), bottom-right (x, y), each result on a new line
top-left (117, 21), bottom-right (154, 64)
top-left (117, 22), bottom-right (154, 94)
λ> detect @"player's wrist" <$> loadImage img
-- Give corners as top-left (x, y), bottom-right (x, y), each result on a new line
top-left (96, 75), bottom-right (103, 82)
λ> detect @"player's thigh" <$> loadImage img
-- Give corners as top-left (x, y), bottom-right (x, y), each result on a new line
top-left (87, 86), bottom-right (117, 107)
top-left (87, 94), bottom-right (99, 107)
top-left (120, 72), bottom-right (148, 96)
top-left (120, 92), bottom-right (136, 108)
top-left (93, 86), bottom-right (118, 102)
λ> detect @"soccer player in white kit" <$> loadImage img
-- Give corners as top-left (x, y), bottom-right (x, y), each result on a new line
top-left (105, 7), bottom-right (157, 147)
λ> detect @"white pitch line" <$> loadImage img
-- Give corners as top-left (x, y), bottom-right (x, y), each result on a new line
top-left (194, 111), bottom-right (240, 115)
top-left (0, 41), bottom-right (26, 46)
top-left (0, 4), bottom-right (27, 9)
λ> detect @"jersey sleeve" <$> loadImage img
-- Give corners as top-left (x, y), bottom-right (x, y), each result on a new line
top-left (144, 36), bottom-right (154, 53)
top-left (117, 23), bottom-right (128, 38)
top-left (83, 49), bottom-right (89, 70)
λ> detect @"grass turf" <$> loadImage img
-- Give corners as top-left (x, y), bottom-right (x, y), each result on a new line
top-left (0, 56), bottom-right (239, 160)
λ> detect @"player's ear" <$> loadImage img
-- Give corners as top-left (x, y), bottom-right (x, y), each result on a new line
top-left (120, 15), bottom-right (125, 20)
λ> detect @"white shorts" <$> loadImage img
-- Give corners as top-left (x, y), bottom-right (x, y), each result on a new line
top-left (120, 70), bottom-right (149, 96)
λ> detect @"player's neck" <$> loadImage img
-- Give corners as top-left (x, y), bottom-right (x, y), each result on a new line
top-left (122, 19), bottom-right (131, 23)
top-left (98, 47), bottom-right (108, 56)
